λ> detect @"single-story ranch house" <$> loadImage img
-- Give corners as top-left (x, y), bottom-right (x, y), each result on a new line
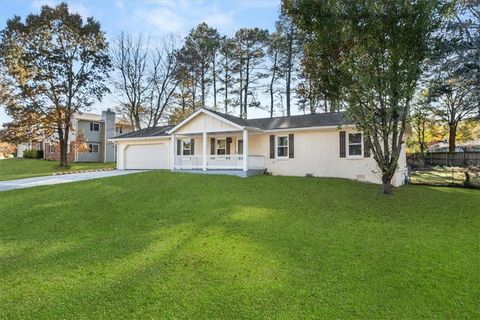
top-left (111, 108), bottom-right (408, 186)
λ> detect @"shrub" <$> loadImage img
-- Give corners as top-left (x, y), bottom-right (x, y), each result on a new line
top-left (23, 150), bottom-right (44, 159)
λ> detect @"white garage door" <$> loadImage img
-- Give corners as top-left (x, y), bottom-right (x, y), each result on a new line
top-left (124, 143), bottom-right (169, 169)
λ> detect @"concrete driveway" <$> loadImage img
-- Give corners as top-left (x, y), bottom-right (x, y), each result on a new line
top-left (0, 170), bottom-right (144, 192)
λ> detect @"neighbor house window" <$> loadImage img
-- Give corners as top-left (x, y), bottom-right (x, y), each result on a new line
top-left (182, 140), bottom-right (191, 156)
top-left (89, 143), bottom-right (99, 153)
top-left (237, 139), bottom-right (243, 154)
top-left (90, 122), bottom-right (100, 132)
top-left (116, 126), bottom-right (123, 134)
top-left (276, 136), bottom-right (288, 158)
top-left (48, 144), bottom-right (54, 153)
top-left (348, 133), bottom-right (363, 156)
top-left (216, 139), bottom-right (226, 155)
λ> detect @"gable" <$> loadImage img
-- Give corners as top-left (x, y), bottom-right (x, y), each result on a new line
top-left (173, 111), bottom-right (242, 134)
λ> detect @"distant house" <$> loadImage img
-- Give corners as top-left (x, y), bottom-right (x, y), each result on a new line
top-left (17, 109), bottom-right (133, 162)
top-left (429, 140), bottom-right (480, 153)
top-left (111, 108), bottom-right (408, 186)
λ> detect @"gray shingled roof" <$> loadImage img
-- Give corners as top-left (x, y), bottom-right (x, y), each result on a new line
top-left (113, 109), bottom-right (352, 139)
top-left (114, 125), bottom-right (174, 139)
top-left (208, 109), bottom-right (352, 130)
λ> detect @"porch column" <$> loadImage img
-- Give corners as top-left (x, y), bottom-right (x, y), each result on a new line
top-left (202, 131), bottom-right (207, 171)
top-left (243, 129), bottom-right (248, 171)
top-left (171, 133), bottom-right (176, 170)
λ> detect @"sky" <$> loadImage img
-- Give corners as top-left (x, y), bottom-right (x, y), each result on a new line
top-left (0, 0), bottom-right (281, 126)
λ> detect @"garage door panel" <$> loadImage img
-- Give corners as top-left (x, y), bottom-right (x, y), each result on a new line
top-left (124, 143), bottom-right (168, 169)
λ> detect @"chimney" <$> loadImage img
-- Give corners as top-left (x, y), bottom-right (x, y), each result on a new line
top-left (102, 109), bottom-right (116, 162)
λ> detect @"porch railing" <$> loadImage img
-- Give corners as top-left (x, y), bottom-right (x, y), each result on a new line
top-left (174, 155), bottom-right (265, 170)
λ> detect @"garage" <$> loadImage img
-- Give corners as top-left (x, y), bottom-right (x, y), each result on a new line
top-left (124, 143), bottom-right (169, 169)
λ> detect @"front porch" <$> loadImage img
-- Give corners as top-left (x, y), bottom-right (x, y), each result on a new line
top-left (169, 108), bottom-right (266, 175)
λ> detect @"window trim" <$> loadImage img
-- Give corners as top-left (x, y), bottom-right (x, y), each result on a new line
top-left (347, 132), bottom-right (363, 158)
top-left (275, 135), bottom-right (289, 159)
top-left (89, 143), bottom-right (99, 153)
top-left (237, 139), bottom-right (243, 155)
top-left (90, 122), bottom-right (100, 132)
top-left (216, 138), bottom-right (227, 155)
top-left (181, 139), bottom-right (192, 156)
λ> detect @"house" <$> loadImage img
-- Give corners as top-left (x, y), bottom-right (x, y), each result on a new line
top-left (111, 108), bottom-right (408, 186)
top-left (17, 109), bottom-right (133, 162)
top-left (428, 140), bottom-right (480, 153)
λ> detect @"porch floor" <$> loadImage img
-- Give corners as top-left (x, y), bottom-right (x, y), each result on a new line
top-left (172, 168), bottom-right (264, 177)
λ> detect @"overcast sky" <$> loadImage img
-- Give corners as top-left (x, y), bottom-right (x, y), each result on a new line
top-left (0, 0), bottom-right (281, 126)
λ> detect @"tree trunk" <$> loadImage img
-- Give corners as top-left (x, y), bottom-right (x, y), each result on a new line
top-left (213, 56), bottom-right (217, 110)
top-left (270, 53), bottom-right (277, 118)
top-left (448, 123), bottom-right (457, 153)
top-left (286, 33), bottom-right (293, 117)
top-left (381, 174), bottom-right (393, 195)
top-left (243, 58), bottom-right (250, 119)
top-left (224, 63), bottom-right (228, 113)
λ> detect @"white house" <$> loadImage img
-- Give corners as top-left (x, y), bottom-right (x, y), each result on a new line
top-left (110, 108), bottom-right (408, 186)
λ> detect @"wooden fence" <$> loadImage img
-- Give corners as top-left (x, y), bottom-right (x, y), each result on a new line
top-left (409, 152), bottom-right (480, 167)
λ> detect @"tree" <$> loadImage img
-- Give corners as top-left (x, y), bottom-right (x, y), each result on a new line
top-left (147, 34), bottom-right (180, 127)
top-left (276, 13), bottom-right (303, 116)
top-left (285, 0), bottom-right (444, 194)
top-left (426, 1), bottom-right (480, 152)
top-left (267, 31), bottom-right (282, 117)
top-left (111, 32), bottom-right (151, 130)
top-left (217, 37), bottom-right (236, 113)
top-left (410, 91), bottom-right (432, 157)
top-left (176, 23), bottom-right (221, 109)
top-left (233, 28), bottom-right (269, 118)
top-left (0, 3), bottom-right (111, 167)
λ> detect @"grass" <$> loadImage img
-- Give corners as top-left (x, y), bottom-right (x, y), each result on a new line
top-left (0, 158), bottom-right (116, 181)
top-left (0, 171), bottom-right (478, 319)
top-left (411, 166), bottom-right (480, 187)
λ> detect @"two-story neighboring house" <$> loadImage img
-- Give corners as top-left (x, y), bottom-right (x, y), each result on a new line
top-left (18, 109), bottom-right (133, 163)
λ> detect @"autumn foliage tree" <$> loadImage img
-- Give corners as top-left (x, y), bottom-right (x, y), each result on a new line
top-left (0, 3), bottom-right (111, 167)
top-left (285, 0), bottom-right (444, 194)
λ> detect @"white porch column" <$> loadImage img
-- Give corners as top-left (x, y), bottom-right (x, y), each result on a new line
top-left (202, 131), bottom-right (207, 171)
top-left (243, 129), bottom-right (248, 171)
top-left (171, 134), bottom-right (176, 170)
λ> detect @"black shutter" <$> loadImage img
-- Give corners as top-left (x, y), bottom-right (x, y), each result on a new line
top-left (226, 137), bottom-right (231, 155)
top-left (288, 134), bottom-right (294, 158)
top-left (89, 122), bottom-right (93, 131)
top-left (364, 136), bottom-right (370, 157)
top-left (269, 135), bottom-right (275, 159)
top-left (177, 140), bottom-right (181, 156)
top-left (190, 139), bottom-right (195, 155)
top-left (210, 138), bottom-right (215, 155)
top-left (339, 131), bottom-right (346, 158)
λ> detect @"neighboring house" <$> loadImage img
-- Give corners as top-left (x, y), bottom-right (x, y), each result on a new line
top-left (428, 140), bottom-right (480, 153)
top-left (111, 108), bottom-right (408, 186)
top-left (17, 109), bottom-right (132, 162)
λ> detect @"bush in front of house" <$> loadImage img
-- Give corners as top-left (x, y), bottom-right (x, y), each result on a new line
top-left (23, 150), bottom-right (44, 159)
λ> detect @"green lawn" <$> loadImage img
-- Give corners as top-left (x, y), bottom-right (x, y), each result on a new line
top-left (0, 171), bottom-right (478, 319)
top-left (411, 166), bottom-right (480, 187)
top-left (0, 158), bottom-right (115, 181)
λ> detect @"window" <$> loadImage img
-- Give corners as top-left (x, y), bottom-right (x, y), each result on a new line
top-left (90, 122), bottom-right (100, 132)
top-left (182, 140), bottom-right (191, 156)
top-left (276, 136), bottom-right (288, 158)
top-left (89, 143), bottom-right (99, 153)
top-left (237, 139), bottom-right (243, 154)
top-left (348, 133), bottom-right (363, 157)
top-left (116, 126), bottom-right (123, 134)
top-left (48, 144), bottom-right (54, 153)
top-left (216, 139), bottom-right (226, 155)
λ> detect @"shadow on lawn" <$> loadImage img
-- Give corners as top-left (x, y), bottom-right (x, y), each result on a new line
top-left (0, 172), bottom-right (478, 318)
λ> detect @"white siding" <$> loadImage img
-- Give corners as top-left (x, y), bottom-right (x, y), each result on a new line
top-left (175, 113), bottom-right (239, 134)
